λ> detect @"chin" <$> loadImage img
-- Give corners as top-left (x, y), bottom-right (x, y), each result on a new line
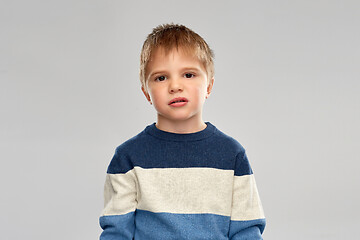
top-left (159, 114), bottom-right (194, 122)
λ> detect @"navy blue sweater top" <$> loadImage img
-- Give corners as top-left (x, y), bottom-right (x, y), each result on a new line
top-left (99, 122), bottom-right (266, 239)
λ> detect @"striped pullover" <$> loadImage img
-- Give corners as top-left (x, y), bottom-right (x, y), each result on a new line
top-left (99, 122), bottom-right (266, 239)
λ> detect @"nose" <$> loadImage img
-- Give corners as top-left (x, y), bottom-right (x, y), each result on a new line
top-left (168, 77), bottom-right (183, 93)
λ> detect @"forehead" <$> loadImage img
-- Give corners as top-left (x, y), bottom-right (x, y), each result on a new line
top-left (152, 46), bottom-right (197, 59)
top-left (147, 47), bottom-right (203, 70)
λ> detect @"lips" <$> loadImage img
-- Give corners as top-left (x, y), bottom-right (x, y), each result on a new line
top-left (168, 97), bottom-right (188, 105)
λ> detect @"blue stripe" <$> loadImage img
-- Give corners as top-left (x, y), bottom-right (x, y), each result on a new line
top-left (99, 212), bottom-right (135, 240)
top-left (100, 210), bottom-right (265, 239)
top-left (107, 124), bottom-right (252, 176)
top-left (229, 218), bottom-right (266, 239)
top-left (134, 209), bottom-right (229, 240)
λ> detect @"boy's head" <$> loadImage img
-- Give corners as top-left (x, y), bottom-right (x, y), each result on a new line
top-left (140, 23), bottom-right (214, 94)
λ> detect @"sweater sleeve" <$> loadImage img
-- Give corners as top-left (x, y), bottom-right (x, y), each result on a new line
top-left (99, 147), bottom-right (137, 240)
top-left (229, 151), bottom-right (266, 240)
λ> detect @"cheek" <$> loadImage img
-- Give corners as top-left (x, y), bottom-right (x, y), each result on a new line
top-left (147, 86), bottom-right (158, 98)
top-left (148, 88), bottom-right (164, 104)
top-left (194, 84), bottom-right (208, 98)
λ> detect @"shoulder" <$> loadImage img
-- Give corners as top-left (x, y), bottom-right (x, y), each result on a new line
top-left (211, 124), bottom-right (252, 175)
top-left (212, 124), bottom-right (246, 155)
top-left (114, 129), bottom-right (148, 155)
top-left (107, 127), bottom-right (149, 174)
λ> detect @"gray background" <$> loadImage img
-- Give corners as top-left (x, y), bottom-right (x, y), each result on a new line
top-left (1, 0), bottom-right (359, 239)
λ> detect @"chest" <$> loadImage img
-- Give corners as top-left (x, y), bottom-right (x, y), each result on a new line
top-left (134, 167), bottom-right (234, 217)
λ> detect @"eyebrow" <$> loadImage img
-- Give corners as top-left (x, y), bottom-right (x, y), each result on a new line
top-left (148, 71), bottom-right (167, 80)
top-left (149, 67), bottom-right (201, 78)
top-left (180, 67), bottom-right (202, 72)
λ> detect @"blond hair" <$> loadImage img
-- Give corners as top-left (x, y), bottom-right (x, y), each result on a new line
top-left (140, 23), bottom-right (214, 92)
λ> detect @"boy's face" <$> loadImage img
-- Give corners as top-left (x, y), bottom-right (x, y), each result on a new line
top-left (142, 47), bottom-right (214, 126)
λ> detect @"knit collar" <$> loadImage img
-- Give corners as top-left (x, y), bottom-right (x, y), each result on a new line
top-left (145, 122), bottom-right (216, 141)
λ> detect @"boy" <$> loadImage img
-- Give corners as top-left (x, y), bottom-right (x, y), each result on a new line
top-left (99, 23), bottom-right (266, 239)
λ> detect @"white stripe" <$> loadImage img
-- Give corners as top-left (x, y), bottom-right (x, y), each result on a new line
top-left (134, 167), bottom-right (234, 216)
top-left (231, 174), bottom-right (265, 221)
top-left (101, 167), bottom-right (265, 221)
top-left (101, 170), bottom-right (137, 216)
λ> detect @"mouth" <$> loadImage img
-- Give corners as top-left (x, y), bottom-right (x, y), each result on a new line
top-left (168, 97), bottom-right (189, 105)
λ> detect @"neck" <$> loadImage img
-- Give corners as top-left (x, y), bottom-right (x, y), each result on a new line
top-left (155, 116), bottom-right (207, 134)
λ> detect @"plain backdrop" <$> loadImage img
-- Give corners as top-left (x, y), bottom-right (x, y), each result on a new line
top-left (1, 0), bottom-right (359, 239)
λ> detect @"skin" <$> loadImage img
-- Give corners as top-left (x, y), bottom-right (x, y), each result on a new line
top-left (141, 47), bottom-right (214, 134)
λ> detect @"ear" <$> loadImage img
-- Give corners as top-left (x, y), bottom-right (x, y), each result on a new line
top-left (206, 78), bottom-right (214, 98)
top-left (141, 86), bottom-right (151, 102)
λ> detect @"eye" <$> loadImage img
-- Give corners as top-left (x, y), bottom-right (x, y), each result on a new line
top-left (184, 73), bottom-right (195, 78)
top-left (155, 75), bottom-right (167, 81)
